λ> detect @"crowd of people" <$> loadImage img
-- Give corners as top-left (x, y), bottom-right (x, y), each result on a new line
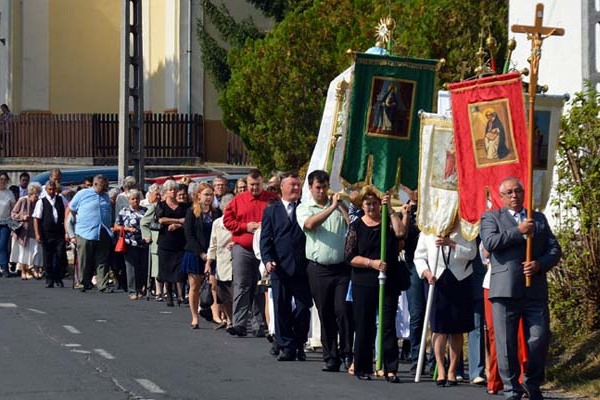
top-left (0, 167), bottom-right (560, 399)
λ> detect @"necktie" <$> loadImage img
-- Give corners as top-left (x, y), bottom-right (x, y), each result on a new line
top-left (288, 202), bottom-right (297, 223)
top-left (514, 211), bottom-right (525, 223)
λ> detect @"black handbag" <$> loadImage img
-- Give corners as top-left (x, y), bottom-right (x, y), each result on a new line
top-left (200, 274), bottom-right (213, 308)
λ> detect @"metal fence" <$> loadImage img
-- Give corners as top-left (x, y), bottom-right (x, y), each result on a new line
top-left (0, 113), bottom-right (226, 160)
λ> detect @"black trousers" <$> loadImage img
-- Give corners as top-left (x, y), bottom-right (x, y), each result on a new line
top-left (307, 261), bottom-right (353, 366)
top-left (352, 283), bottom-right (399, 375)
top-left (271, 275), bottom-right (312, 352)
top-left (43, 237), bottom-right (67, 284)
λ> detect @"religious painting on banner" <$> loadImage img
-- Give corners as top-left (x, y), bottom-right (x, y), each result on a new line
top-left (525, 94), bottom-right (566, 210)
top-left (341, 53), bottom-right (437, 192)
top-left (417, 112), bottom-right (459, 237)
top-left (367, 78), bottom-right (414, 138)
top-left (449, 72), bottom-right (529, 240)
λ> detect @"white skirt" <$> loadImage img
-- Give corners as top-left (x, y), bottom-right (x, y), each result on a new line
top-left (10, 238), bottom-right (43, 266)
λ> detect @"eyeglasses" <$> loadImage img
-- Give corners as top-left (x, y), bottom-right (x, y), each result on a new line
top-left (501, 188), bottom-right (524, 196)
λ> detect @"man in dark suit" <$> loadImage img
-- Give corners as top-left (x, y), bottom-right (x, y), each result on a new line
top-left (480, 177), bottom-right (561, 400)
top-left (260, 171), bottom-right (313, 361)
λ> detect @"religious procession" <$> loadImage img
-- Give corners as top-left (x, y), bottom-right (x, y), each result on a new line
top-left (1, 2), bottom-right (597, 400)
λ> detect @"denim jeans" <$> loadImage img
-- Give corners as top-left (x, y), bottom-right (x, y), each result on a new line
top-left (406, 260), bottom-right (426, 367)
top-left (0, 225), bottom-right (10, 270)
top-left (468, 298), bottom-right (486, 381)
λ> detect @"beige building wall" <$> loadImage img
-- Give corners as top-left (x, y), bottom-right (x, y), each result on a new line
top-left (146, 0), bottom-right (166, 113)
top-left (49, 0), bottom-right (120, 113)
top-left (2, 0), bottom-right (266, 162)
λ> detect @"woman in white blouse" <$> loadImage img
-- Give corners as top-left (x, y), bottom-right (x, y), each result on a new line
top-left (414, 222), bottom-right (476, 386)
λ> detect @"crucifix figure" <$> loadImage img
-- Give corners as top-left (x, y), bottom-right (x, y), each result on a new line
top-left (511, 3), bottom-right (564, 287)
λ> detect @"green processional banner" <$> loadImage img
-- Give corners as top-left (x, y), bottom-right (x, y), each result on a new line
top-left (340, 53), bottom-right (437, 191)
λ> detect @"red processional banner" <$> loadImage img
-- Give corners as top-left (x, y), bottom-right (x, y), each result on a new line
top-left (448, 72), bottom-right (529, 240)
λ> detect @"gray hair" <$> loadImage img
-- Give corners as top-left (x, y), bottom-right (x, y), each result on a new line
top-left (498, 177), bottom-right (524, 193)
top-left (27, 182), bottom-right (42, 194)
top-left (108, 188), bottom-right (121, 199)
top-left (147, 183), bottom-right (161, 194)
top-left (127, 189), bottom-right (142, 200)
top-left (187, 182), bottom-right (199, 197)
top-left (162, 179), bottom-right (178, 194)
top-left (220, 193), bottom-right (234, 210)
top-left (122, 175), bottom-right (137, 189)
top-left (45, 180), bottom-right (59, 190)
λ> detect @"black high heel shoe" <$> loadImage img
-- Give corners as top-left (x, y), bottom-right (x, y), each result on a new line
top-left (436, 379), bottom-right (447, 387)
top-left (166, 297), bottom-right (174, 307)
top-left (190, 323), bottom-right (199, 330)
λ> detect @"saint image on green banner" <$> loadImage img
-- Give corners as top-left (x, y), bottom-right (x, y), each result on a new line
top-left (341, 53), bottom-right (437, 192)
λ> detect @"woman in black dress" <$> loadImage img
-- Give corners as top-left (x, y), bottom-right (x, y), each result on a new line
top-left (414, 223), bottom-right (476, 386)
top-left (155, 180), bottom-right (188, 307)
top-left (345, 186), bottom-right (409, 383)
top-left (181, 182), bottom-right (221, 328)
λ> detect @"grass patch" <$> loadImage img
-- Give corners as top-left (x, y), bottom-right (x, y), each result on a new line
top-left (547, 330), bottom-right (600, 400)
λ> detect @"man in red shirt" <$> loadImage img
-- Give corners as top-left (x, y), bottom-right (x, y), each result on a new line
top-left (224, 169), bottom-right (278, 336)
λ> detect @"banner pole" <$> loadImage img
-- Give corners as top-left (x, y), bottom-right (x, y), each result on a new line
top-left (415, 246), bottom-right (441, 382)
top-left (511, 3), bottom-right (564, 288)
top-left (375, 204), bottom-right (388, 372)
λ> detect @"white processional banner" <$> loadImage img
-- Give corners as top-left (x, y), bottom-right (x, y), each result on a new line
top-left (417, 112), bottom-right (461, 237)
top-left (302, 66), bottom-right (353, 201)
top-left (525, 94), bottom-right (566, 210)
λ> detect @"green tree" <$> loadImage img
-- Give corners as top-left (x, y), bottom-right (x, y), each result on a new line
top-left (550, 83), bottom-right (600, 337)
top-left (220, 0), bottom-right (508, 172)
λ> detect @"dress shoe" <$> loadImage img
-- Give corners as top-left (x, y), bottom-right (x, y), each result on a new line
top-left (296, 348), bottom-right (306, 361)
top-left (266, 333), bottom-right (275, 343)
top-left (436, 379), bottom-right (447, 387)
top-left (356, 374), bottom-right (371, 381)
top-left (447, 379), bottom-right (458, 386)
top-left (226, 326), bottom-right (238, 336)
top-left (277, 350), bottom-right (296, 361)
top-left (45, 282), bottom-right (54, 288)
top-left (321, 363), bottom-right (340, 372)
top-left (269, 342), bottom-right (280, 356)
top-left (226, 326), bottom-right (247, 337)
top-left (55, 280), bottom-right (64, 288)
top-left (522, 383), bottom-right (543, 400)
top-left (385, 375), bottom-right (400, 383)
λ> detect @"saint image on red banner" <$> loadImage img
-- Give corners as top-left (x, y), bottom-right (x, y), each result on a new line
top-left (467, 99), bottom-right (519, 168)
top-left (449, 72), bottom-right (529, 240)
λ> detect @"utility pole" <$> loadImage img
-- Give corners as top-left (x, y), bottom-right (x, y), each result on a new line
top-left (118, 0), bottom-right (144, 186)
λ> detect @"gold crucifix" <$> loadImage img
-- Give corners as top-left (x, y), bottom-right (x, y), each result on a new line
top-left (511, 3), bottom-right (564, 288)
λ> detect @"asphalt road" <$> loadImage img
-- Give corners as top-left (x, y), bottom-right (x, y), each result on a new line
top-left (0, 276), bottom-right (570, 400)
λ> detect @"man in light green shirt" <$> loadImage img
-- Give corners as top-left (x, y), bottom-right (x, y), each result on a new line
top-left (296, 170), bottom-right (353, 373)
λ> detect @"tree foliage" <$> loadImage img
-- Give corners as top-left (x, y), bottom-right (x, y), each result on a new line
top-left (549, 83), bottom-right (600, 337)
top-left (197, 0), bottom-right (267, 92)
top-left (220, 0), bottom-right (508, 172)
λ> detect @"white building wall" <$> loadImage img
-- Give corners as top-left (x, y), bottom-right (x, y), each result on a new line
top-left (509, 1), bottom-right (583, 97)
top-left (21, 0), bottom-right (49, 111)
top-left (0, 0), bottom-right (11, 106)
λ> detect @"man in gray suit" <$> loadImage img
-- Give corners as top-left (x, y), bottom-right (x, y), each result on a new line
top-left (480, 177), bottom-right (561, 400)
